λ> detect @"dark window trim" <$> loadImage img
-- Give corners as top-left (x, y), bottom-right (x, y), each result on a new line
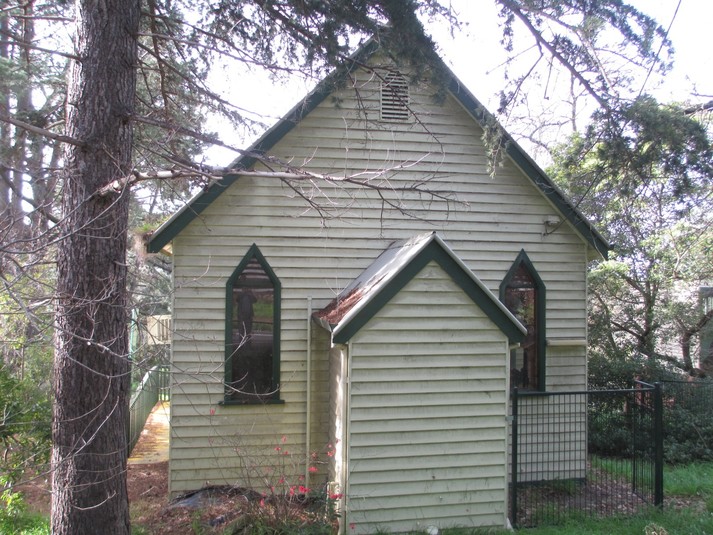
top-left (500, 249), bottom-right (546, 392)
top-left (224, 244), bottom-right (281, 404)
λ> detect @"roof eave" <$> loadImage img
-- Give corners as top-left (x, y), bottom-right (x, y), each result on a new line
top-left (327, 234), bottom-right (526, 345)
top-left (147, 38), bottom-right (610, 260)
top-left (146, 41), bottom-right (381, 255)
top-left (446, 78), bottom-right (610, 260)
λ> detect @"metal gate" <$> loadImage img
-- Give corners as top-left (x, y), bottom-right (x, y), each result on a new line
top-left (510, 382), bottom-right (663, 527)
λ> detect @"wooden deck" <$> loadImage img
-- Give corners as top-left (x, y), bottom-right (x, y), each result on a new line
top-left (128, 401), bottom-right (170, 465)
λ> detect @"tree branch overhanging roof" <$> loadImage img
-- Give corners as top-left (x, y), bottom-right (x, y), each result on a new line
top-left (146, 36), bottom-right (610, 259)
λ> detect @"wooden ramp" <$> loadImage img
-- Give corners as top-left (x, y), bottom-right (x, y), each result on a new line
top-left (128, 401), bottom-right (170, 465)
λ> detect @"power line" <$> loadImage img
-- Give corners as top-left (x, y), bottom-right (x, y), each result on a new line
top-left (637, 0), bottom-right (682, 99)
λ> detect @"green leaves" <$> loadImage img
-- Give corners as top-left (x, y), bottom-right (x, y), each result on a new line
top-left (551, 97), bottom-right (713, 374)
top-left (496, 0), bottom-right (671, 110)
top-left (0, 366), bottom-right (51, 487)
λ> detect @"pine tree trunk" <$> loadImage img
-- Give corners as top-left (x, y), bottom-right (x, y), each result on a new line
top-left (52, 1), bottom-right (139, 534)
top-left (0, 11), bottom-right (12, 234)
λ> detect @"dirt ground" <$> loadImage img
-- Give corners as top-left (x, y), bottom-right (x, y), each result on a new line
top-left (19, 462), bottom-right (249, 535)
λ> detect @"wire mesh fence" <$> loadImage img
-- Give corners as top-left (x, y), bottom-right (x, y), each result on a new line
top-left (510, 383), bottom-right (663, 528)
top-left (659, 379), bottom-right (713, 463)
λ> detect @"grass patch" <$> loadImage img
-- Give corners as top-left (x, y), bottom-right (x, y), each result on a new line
top-left (590, 456), bottom-right (637, 481)
top-left (0, 510), bottom-right (49, 535)
top-left (665, 461), bottom-right (713, 497)
top-left (513, 461), bottom-right (713, 534)
top-left (510, 508), bottom-right (713, 534)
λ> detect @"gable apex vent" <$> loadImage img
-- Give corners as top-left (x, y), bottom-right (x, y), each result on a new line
top-left (380, 71), bottom-right (410, 122)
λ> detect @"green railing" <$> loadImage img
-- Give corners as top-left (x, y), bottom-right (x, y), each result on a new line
top-left (128, 365), bottom-right (169, 454)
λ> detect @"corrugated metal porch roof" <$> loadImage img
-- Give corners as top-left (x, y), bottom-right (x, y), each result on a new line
top-left (313, 232), bottom-right (526, 344)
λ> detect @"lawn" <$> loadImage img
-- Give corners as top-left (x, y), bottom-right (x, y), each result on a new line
top-left (464, 461), bottom-right (713, 535)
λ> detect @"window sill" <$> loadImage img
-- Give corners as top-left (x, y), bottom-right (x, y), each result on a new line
top-left (220, 398), bottom-right (285, 406)
top-left (510, 388), bottom-right (548, 396)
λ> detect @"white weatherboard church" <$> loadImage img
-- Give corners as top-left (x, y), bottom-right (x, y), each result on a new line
top-left (147, 35), bottom-right (609, 534)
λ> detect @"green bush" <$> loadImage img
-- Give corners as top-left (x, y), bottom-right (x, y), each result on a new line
top-left (0, 487), bottom-right (49, 535)
top-left (661, 381), bottom-right (713, 464)
top-left (0, 365), bottom-right (51, 484)
top-left (588, 352), bottom-right (713, 463)
top-left (588, 405), bottom-right (633, 457)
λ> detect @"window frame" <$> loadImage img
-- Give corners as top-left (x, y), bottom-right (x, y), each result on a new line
top-left (223, 244), bottom-right (282, 405)
top-left (500, 249), bottom-right (546, 392)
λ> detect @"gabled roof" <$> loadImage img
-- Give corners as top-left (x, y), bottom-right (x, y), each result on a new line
top-left (312, 232), bottom-right (527, 345)
top-left (147, 37), bottom-right (609, 258)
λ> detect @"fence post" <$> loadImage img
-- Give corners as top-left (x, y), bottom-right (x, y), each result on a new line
top-left (510, 387), bottom-right (519, 527)
top-left (653, 382), bottom-right (664, 508)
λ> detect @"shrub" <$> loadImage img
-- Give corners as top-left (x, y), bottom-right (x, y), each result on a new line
top-left (661, 380), bottom-right (713, 464)
top-left (0, 487), bottom-right (49, 535)
top-left (589, 352), bottom-right (713, 463)
top-left (0, 365), bottom-right (51, 485)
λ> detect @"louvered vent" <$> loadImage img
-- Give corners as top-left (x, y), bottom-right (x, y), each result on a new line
top-left (380, 71), bottom-right (409, 122)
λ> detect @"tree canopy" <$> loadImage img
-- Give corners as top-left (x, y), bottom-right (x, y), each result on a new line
top-left (551, 96), bottom-right (713, 376)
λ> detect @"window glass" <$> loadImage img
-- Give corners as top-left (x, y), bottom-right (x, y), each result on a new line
top-left (226, 248), bottom-right (279, 402)
top-left (504, 264), bottom-right (539, 389)
top-left (501, 251), bottom-right (545, 391)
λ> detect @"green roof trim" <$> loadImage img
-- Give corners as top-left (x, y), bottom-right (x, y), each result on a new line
top-left (147, 38), bottom-right (609, 258)
top-left (332, 239), bottom-right (525, 345)
top-left (146, 41), bottom-right (379, 254)
top-left (447, 79), bottom-right (609, 259)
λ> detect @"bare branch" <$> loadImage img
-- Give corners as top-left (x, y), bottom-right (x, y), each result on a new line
top-left (499, 0), bottom-right (610, 110)
top-left (0, 38), bottom-right (79, 61)
top-left (131, 114), bottom-right (246, 155)
top-left (0, 162), bottom-right (59, 224)
top-left (0, 114), bottom-right (85, 147)
top-left (684, 99), bottom-right (713, 115)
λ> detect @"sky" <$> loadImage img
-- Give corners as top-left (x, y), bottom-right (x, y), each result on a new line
top-left (204, 0), bottom-right (712, 166)
top-left (433, 0), bottom-right (711, 106)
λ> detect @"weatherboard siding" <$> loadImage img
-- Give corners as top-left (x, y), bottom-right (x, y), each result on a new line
top-left (344, 263), bottom-right (509, 533)
top-left (167, 60), bottom-right (589, 496)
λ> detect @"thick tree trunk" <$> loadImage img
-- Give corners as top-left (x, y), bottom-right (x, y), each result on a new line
top-left (0, 11), bottom-right (12, 238)
top-left (51, 1), bottom-right (139, 534)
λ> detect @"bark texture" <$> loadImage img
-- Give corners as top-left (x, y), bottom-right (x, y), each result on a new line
top-left (52, 1), bottom-right (139, 533)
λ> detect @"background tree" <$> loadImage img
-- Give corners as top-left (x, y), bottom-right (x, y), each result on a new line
top-left (0, 1), bottom-right (688, 533)
top-left (551, 96), bottom-right (713, 377)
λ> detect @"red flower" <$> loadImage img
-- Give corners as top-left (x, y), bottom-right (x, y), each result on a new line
top-left (308, 466), bottom-right (318, 473)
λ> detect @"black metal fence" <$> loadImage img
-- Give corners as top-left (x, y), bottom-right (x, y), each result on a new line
top-left (659, 379), bottom-right (713, 463)
top-left (510, 382), bottom-right (664, 528)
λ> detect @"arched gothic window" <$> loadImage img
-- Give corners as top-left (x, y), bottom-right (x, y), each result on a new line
top-left (500, 250), bottom-right (546, 391)
top-left (224, 244), bottom-right (281, 403)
